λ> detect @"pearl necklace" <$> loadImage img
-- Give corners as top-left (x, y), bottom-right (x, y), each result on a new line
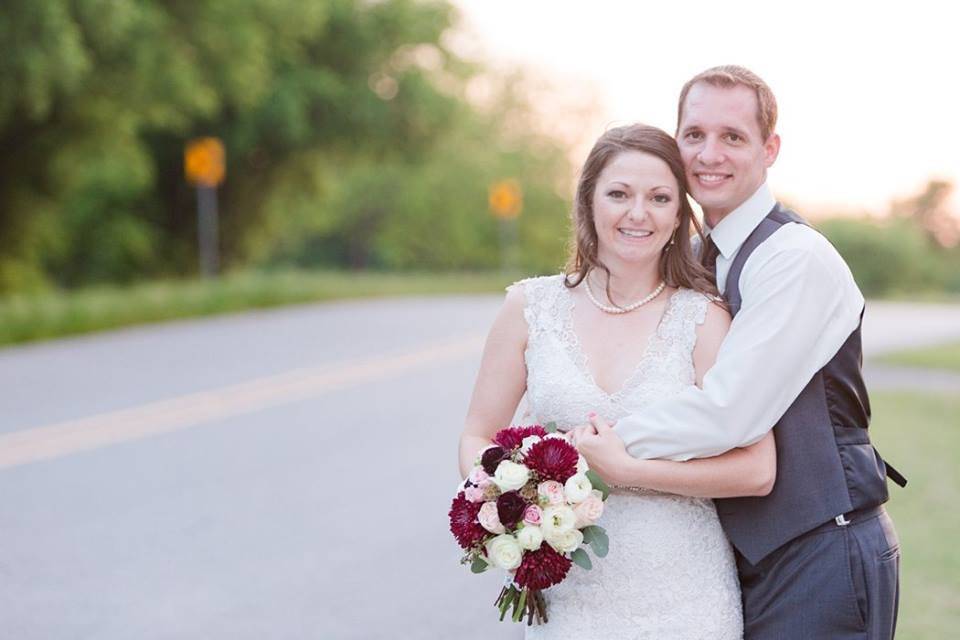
top-left (583, 277), bottom-right (665, 314)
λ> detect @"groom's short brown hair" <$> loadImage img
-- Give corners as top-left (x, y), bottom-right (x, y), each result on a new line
top-left (677, 65), bottom-right (778, 141)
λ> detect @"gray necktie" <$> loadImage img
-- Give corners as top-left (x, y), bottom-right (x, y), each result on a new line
top-left (700, 236), bottom-right (720, 276)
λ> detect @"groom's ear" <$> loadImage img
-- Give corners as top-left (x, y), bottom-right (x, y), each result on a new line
top-left (763, 133), bottom-right (781, 168)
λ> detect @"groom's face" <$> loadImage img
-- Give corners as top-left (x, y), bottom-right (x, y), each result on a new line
top-left (677, 82), bottom-right (779, 224)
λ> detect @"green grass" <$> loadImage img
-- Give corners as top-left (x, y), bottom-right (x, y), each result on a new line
top-left (877, 341), bottom-right (960, 373)
top-left (870, 391), bottom-right (960, 639)
top-left (0, 269), bottom-right (519, 347)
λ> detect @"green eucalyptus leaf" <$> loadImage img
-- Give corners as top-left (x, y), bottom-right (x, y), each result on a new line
top-left (544, 421), bottom-right (558, 433)
top-left (585, 469), bottom-right (610, 499)
top-left (570, 547), bottom-right (592, 570)
top-left (470, 556), bottom-right (489, 574)
top-left (582, 525), bottom-right (609, 557)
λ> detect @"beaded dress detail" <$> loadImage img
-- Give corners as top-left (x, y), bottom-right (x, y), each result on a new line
top-left (513, 275), bottom-right (743, 640)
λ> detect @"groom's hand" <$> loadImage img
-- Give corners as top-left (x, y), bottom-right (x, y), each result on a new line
top-left (573, 413), bottom-right (628, 485)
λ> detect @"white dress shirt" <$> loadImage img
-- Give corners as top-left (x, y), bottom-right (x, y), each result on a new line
top-left (613, 182), bottom-right (866, 460)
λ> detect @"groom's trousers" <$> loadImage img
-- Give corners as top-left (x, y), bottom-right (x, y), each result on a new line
top-left (736, 506), bottom-right (900, 639)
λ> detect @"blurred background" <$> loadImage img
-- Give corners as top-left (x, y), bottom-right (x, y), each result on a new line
top-left (0, 1), bottom-right (957, 638)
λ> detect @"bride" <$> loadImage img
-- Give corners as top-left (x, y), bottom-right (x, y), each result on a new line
top-left (458, 124), bottom-right (776, 638)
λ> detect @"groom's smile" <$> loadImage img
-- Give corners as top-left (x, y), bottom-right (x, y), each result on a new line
top-left (692, 172), bottom-right (734, 188)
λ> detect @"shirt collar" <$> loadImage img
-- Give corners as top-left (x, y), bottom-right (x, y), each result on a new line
top-left (704, 183), bottom-right (776, 259)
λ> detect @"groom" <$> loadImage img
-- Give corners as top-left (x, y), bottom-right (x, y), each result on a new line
top-left (578, 66), bottom-right (904, 639)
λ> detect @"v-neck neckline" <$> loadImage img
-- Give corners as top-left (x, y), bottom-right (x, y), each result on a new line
top-left (562, 285), bottom-right (680, 400)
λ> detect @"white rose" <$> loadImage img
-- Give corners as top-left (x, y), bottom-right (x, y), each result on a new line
top-left (493, 460), bottom-right (530, 492)
top-left (485, 534), bottom-right (523, 570)
top-left (520, 435), bottom-right (542, 455)
top-left (515, 525), bottom-right (544, 551)
top-left (545, 528), bottom-right (584, 554)
top-left (564, 473), bottom-right (593, 504)
top-left (576, 455), bottom-right (589, 475)
top-left (541, 505), bottom-right (577, 537)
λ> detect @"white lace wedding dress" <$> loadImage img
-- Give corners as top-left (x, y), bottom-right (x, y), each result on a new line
top-left (515, 275), bottom-right (743, 640)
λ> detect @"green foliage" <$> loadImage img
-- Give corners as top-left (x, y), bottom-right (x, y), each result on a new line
top-left (580, 525), bottom-right (609, 557)
top-left (470, 555), bottom-right (489, 574)
top-left (570, 547), bottom-right (592, 570)
top-left (818, 215), bottom-right (958, 297)
top-left (817, 179), bottom-right (960, 297)
top-left (585, 470), bottom-right (610, 500)
top-left (3, 0), bottom-right (571, 294)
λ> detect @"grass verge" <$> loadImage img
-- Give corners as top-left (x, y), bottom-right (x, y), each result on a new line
top-left (877, 342), bottom-right (960, 373)
top-left (0, 270), bottom-right (519, 347)
top-left (870, 391), bottom-right (960, 639)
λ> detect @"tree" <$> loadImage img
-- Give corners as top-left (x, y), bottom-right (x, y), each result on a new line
top-left (0, 0), bottom-right (484, 291)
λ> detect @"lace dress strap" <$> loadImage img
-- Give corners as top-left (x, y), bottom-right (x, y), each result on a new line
top-left (506, 274), bottom-right (568, 342)
top-left (657, 288), bottom-right (713, 356)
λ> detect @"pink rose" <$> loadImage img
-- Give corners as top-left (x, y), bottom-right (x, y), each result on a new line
top-left (523, 505), bottom-right (543, 526)
top-left (478, 501), bottom-right (506, 534)
top-left (469, 466), bottom-right (489, 485)
top-left (538, 480), bottom-right (566, 506)
top-left (573, 491), bottom-right (604, 527)
top-left (465, 486), bottom-right (485, 503)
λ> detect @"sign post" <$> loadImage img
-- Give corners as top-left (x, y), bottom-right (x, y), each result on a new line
top-left (184, 138), bottom-right (226, 277)
top-left (488, 179), bottom-right (523, 272)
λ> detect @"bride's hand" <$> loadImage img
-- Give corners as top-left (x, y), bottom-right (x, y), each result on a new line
top-left (574, 414), bottom-right (629, 485)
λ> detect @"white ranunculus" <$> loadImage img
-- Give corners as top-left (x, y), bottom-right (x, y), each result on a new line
top-left (485, 534), bottom-right (523, 570)
top-left (540, 505), bottom-right (577, 537)
top-left (515, 525), bottom-right (544, 551)
top-left (493, 460), bottom-right (530, 492)
top-left (545, 528), bottom-right (584, 554)
top-left (564, 473), bottom-right (593, 504)
top-left (520, 435), bottom-right (542, 455)
top-left (576, 455), bottom-right (589, 475)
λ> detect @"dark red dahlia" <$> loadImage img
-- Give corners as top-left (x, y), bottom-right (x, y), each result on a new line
top-left (448, 492), bottom-right (487, 549)
top-left (480, 446), bottom-right (509, 475)
top-left (496, 491), bottom-right (527, 528)
top-left (514, 545), bottom-right (572, 590)
top-left (493, 425), bottom-right (548, 451)
top-left (524, 437), bottom-right (579, 483)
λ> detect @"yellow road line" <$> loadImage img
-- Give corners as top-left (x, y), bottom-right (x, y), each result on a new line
top-left (0, 333), bottom-right (485, 469)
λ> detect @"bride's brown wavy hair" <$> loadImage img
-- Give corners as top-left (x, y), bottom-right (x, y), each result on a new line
top-left (564, 123), bottom-right (718, 304)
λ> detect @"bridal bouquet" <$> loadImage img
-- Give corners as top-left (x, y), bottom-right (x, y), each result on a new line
top-left (449, 424), bottom-right (610, 625)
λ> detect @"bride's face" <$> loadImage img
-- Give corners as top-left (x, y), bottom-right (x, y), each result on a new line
top-left (591, 150), bottom-right (681, 268)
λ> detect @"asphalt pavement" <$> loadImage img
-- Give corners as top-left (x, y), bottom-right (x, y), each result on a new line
top-left (1, 294), bottom-right (958, 639)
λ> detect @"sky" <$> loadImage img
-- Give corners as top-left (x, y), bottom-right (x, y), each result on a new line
top-left (450, 0), bottom-right (959, 216)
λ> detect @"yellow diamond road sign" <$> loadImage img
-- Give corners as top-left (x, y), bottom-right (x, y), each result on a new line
top-left (489, 180), bottom-right (522, 219)
top-left (185, 137), bottom-right (226, 187)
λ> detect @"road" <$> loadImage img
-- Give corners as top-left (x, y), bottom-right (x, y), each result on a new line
top-left (1, 295), bottom-right (958, 639)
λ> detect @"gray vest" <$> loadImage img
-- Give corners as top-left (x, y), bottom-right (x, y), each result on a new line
top-left (714, 203), bottom-right (904, 565)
